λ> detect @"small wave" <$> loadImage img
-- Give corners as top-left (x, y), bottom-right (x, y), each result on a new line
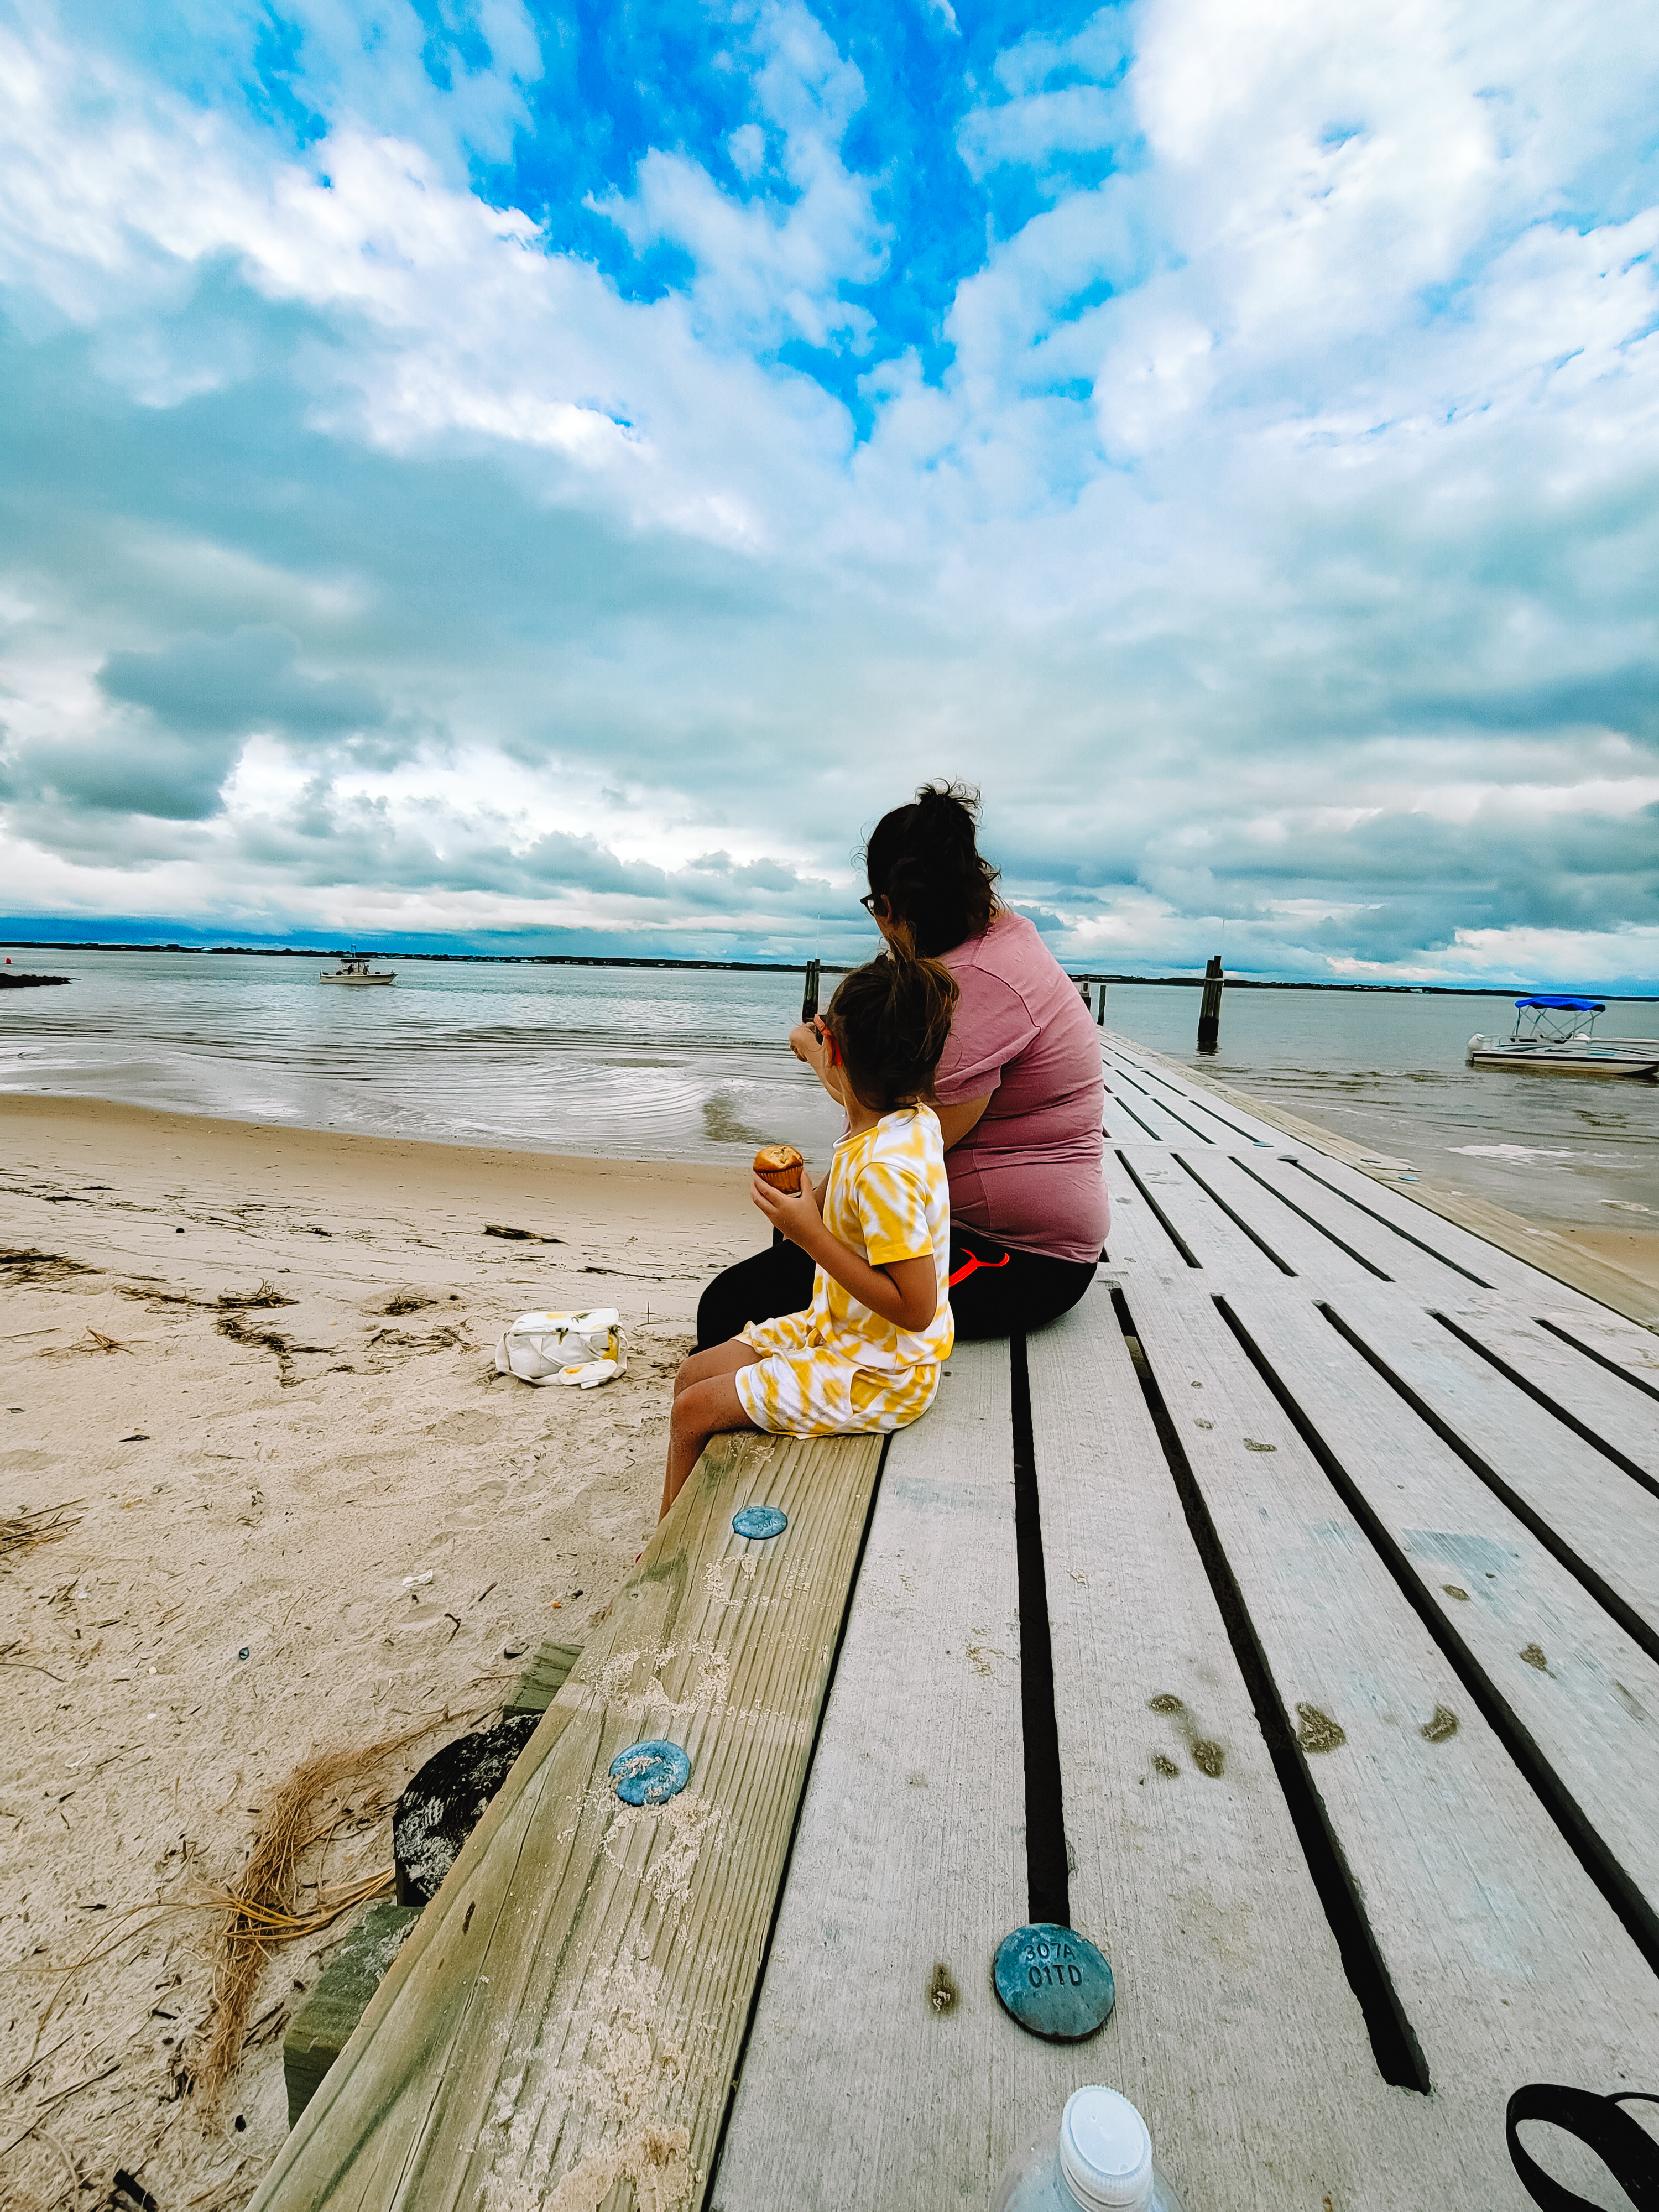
top-left (1447, 1144), bottom-right (1578, 1162)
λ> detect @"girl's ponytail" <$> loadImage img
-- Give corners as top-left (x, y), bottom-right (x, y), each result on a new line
top-left (826, 923), bottom-right (959, 1113)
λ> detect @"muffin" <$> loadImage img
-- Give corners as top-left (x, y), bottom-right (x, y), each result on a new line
top-left (753, 1144), bottom-right (804, 1193)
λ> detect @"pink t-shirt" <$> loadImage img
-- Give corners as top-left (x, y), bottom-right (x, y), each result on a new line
top-left (933, 912), bottom-right (1108, 1265)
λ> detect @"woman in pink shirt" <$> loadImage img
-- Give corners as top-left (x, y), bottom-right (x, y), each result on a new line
top-left (696, 782), bottom-right (1108, 1344)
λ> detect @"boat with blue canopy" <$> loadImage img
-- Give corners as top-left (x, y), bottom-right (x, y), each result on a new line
top-left (1467, 997), bottom-right (1659, 1078)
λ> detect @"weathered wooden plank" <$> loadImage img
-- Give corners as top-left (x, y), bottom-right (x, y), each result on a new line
top-left (1326, 1286), bottom-right (1659, 1639)
top-left (1102, 1089), bottom-right (1173, 1145)
top-left (249, 1427), bottom-right (884, 2212)
top-left (1107, 1146), bottom-right (1298, 1282)
top-left (1532, 1306), bottom-right (1659, 1390)
top-left (1101, 1066), bottom-right (1198, 1144)
top-left (1178, 1150), bottom-right (1406, 1291)
top-left (1274, 1150), bottom-right (1604, 1307)
top-left (1113, 1262), bottom-right (1659, 2198)
top-left (1224, 1285), bottom-right (1659, 1908)
top-left (1103, 1055), bottom-right (1241, 1147)
top-left (1218, 1147), bottom-right (1486, 1300)
top-left (1026, 1291), bottom-right (1458, 2209)
top-left (1102, 1033), bottom-right (1659, 1331)
top-left (1431, 1306), bottom-right (1659, 1487)
top-left (714, 1344), bottom-right (1084, 2211)
top-left (1103, 1049), bottom-right (1284, 1149)
top-left (285, 1903), bottom-right (424, 2126)
top-left (504, 1638), bottom-right (586, 1718)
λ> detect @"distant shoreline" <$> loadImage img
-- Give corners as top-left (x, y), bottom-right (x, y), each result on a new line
top-left (3, 940), bottom-right (1653, 1000)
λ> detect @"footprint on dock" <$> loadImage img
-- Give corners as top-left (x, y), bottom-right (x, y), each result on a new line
top-left (1148, 1693), bottom-right (1225, 1778)
top-left (1296, 1703), bottom-right (1346, 1754)
top-left (927, 1962), bottom-right (960, 2015)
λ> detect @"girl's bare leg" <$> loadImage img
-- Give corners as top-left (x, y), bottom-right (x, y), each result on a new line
top-left (661, 1353), bottom-right (760, 1521)
top-left (672, 1337), bottom-right (757, 1400)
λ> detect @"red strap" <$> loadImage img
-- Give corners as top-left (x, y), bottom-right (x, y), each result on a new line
top-left (947, 1249), bottom-right (1013, 1290)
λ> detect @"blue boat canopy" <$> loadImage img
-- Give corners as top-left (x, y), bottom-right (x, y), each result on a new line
top-left (1516, 995), bottom-right (1604, 1011)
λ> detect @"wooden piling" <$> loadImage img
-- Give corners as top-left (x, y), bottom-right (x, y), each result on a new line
top-left (801, 958), bottom-right (820, 1022)
top-left (1197, 954), bottom-right (1223, 1052)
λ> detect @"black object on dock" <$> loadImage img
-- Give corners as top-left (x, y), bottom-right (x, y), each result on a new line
top-left (393, 1712), bottom-right (541, 1905)
top-left (1196, 954), bottom-right (1224, 1052)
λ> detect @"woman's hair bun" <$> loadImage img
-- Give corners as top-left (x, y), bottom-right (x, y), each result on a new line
top-left (863, 779), bottom-right (1000, 957)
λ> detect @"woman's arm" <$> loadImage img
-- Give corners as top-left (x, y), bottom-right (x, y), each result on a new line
top-left (935, 1094), bottom-right (991, 1150)
top-left (750, 1174), bottom-right (938, 1330)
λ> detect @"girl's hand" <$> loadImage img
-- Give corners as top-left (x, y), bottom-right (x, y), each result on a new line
top-left (751, 1170), bottom-right (822, 1246)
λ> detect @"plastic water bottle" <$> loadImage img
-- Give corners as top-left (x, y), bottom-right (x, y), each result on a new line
top-left (991, 2086), bottom-right (1188, 2212)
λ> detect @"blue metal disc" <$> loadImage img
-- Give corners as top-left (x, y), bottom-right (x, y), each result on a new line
top-left (732, 1505), bottom-right (789, 1541)
top-left (609, 1739), bottom-right (691, 1807)
top-left (993, 1923), bottom-right (1115, 2041)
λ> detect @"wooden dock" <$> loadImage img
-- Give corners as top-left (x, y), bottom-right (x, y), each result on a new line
top-left (253, 1039), bottom-right (1659, 2212)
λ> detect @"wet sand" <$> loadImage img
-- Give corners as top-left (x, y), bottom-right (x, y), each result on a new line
top-left (0, 1094), bottom-right (758, 2211)
top-left (1552, 1219), bottom-right (1659, 1295)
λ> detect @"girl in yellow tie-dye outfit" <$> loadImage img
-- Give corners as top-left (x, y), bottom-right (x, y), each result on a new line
top-left (662, 937), bottom-right (958, 1517)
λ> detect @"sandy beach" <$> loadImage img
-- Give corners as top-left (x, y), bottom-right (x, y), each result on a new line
top-left (1, 1095), bottom-right (757, 2212)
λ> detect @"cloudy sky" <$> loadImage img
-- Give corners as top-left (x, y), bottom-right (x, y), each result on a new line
top-left (1, 0), bottom-right (1655, 982)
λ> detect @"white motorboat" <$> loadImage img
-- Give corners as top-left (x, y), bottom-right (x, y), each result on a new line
top-left (1467, 996), bottom-right (1659, 1078)
top-left (319, 952), bottom-right (395, 986)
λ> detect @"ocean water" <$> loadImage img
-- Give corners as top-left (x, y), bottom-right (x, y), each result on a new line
top-left (0, 950), bottom-right (848, 1168)
top-left (2, 950), bottom-right (1655, 1231)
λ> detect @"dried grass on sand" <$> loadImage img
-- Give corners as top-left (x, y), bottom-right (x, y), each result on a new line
top-left (196, 1713), bottom-right (468, 2102)
top-left (0, 1499), bottom-right (84, 1559)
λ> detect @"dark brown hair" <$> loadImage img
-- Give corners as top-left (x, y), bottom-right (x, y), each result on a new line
top-left (863, 779), bottom-right (1001, 958)
top-left (826, 925), bottom-right (959, 1115)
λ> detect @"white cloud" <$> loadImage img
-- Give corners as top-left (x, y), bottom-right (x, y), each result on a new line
top-left (0, 0), bottom-right (1656, 982)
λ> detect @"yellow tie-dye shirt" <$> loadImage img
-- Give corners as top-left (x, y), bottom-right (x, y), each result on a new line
top-left (735, 1105), bottom-right (954, 1437)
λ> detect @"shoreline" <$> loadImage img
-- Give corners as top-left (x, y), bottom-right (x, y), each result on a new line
top-left (8, 940), bottom-right (1659, 998)
top-left (8, 1079), bottom-right (1656, 1306)
top-left (0, 1088), bottom-right (760, 1196)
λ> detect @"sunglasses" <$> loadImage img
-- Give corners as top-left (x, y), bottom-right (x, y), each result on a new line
top-left (811, 1016), bottom-right (843, 1066)
top-left (859, 891), bottom-right (889, 917)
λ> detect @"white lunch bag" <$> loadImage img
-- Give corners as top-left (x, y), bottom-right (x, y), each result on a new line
top-left (494, 1308), bottom-right (625, 1389)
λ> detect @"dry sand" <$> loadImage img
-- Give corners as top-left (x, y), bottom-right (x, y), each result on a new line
top-left (0, 1094), bottom-right (758, 2212)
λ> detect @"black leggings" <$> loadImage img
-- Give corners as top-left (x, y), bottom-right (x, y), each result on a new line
top-left (695, 1230), bottom-right (1098, 1351)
